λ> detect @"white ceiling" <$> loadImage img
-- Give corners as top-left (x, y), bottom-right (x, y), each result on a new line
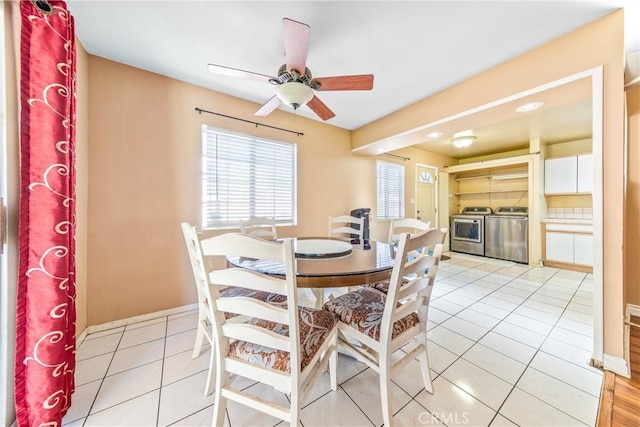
top-left (68, 0), bottom-right (638, 157)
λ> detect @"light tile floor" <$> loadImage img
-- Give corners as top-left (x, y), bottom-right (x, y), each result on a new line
top-left (63, 252), bottom-right (602, 426)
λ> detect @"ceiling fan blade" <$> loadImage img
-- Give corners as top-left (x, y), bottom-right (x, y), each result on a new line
top-left (307, 95), bottom-right (335, 121)
top-left (208, 64), bottom-right (276, 84)
top-left (312, 74), bottom-right (374, 91)
top-left (254, 96), bottom-right (282, 117)
top-left (283, 18), bottom-right (310, 75)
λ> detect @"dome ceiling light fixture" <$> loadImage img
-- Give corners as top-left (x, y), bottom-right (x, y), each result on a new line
top-left (450, 129), bottom-right (476, 148)
top-left (275, 81), bottom-right (314, 110)
top-left (451, 135), bottom-right (476, 148)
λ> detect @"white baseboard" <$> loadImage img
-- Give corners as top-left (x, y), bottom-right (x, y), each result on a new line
top-left (76, 328), bottom-right (88, 348)
top-left (86, 303), bottom-right (199, 335)
top-left (627, 304), bottom-right (640, 318)
top-left (603, 353), bottom-right (630, 378)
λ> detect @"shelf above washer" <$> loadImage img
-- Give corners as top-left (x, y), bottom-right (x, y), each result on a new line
top-left (454, 189), bottom-right (528, 196)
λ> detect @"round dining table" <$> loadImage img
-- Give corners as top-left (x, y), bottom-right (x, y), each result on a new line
top-left (226, 237), bottom-right (396, 289)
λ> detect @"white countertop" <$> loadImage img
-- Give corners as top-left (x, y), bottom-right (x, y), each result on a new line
top-left (541, 218), bottom-right (593, 225)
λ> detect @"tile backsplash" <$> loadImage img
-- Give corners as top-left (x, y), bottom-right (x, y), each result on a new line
top-left (547, 207), bottom-right (593, 220)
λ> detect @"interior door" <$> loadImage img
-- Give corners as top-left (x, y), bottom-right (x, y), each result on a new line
top-left (416, 164), bottom-right (437, 228)
top-left (438, 171), bottom-right (450, 251)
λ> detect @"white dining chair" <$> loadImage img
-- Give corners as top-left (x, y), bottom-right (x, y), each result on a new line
top-left (328, 214), bottom-right (364, 240)
top-left (204, 233), bottom-right (339, 426)
top-left (323, 228), bottom-right (446, 427)
top-left (365, 227), bottom-right (447, 294)
top-left (239, 216), bottom-right (278, 239)
top-left (180, 222), bottom-right (287, 396)
top-left (388, 217), bottom-right (431, 245)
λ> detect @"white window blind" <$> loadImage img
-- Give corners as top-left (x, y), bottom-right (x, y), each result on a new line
top-left (201, 126), bottom-right (296, 229)
top-left (376, 160), bottom-right (405, 220)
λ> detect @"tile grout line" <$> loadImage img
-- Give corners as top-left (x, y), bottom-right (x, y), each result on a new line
top-left (337, 382), bottom-right (377, 427)
top-left (79, 328), bottom-right (126, 426)
top-left (404, 259), bottom-right (539, 425)
top-left (487, 272), bottom-right (594, 427)
top-left (155, 316), bottom-right (169, 426)
top-left (433, 260), bottom-right (595, 425)
top-left (433, 262), bottom-right (547, 426)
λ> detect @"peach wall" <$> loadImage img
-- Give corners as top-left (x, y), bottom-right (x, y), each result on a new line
top-left (75, 39), bottom-right (89, 336)
top-left (626, 84), bottom-right (640, 306)
top-left (354, 12), bottom-right (626, 360)
top-left (86, 57), bottom-right (454, 324)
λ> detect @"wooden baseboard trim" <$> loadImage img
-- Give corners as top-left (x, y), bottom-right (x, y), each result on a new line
top-left (597, 370), bottom-right (615, 427)
top-left (541, 260), bottom-right (593, 273)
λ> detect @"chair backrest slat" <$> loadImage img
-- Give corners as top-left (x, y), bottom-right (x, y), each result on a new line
top-left (388, 218), bottom-right (431, 244)
top-left (397, 276), bottom-right (431, 301)
top-left (392, 298), bottom-right (423, 323)
top-left (239, 217), bottom-right (278, 240)
top-left (200, 233), bottom-right (285, 261)
top-left (210, 269), bottom-right (287, 296)
top-left (216, 297), bottom-right (289, 324)
top-left (331, 225), bottom-right (361, 235)
top-left (221, 323), bottom-right (291, 353)
top-left (328, 215), bottom-right (365, 239)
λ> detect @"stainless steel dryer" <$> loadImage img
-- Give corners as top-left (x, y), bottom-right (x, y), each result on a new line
top-left (485, 206), bottom-right (529, 263)
top-left (450, 206), bottom-right (492, 256)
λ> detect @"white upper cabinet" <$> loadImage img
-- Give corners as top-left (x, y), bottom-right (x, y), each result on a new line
top-left (544, 156), bottom-right (578, 194)
top-left (544, 154), bottom-right (593, 195)
top-left (577, 153), bottom-right (594, 193)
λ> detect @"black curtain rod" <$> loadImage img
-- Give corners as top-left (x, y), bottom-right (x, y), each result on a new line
top-left (195, 107), bottom-right (304, 137)
top-left (383, 153), bottom-right (410, 161)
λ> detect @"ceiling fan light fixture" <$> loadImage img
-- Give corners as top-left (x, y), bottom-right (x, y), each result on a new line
top-left (451, 135), bottom-right (476, 148)
top-left (275, 82), bottom-right (314, 109)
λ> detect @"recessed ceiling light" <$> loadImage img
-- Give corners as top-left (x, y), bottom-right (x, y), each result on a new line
top-left (426, 132), bottom-right (443, 138)
top-left (516, 101), bottom-right (544, 112)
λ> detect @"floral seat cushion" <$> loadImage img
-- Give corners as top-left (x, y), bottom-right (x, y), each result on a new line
top-left (361, 277), bottom-right (409, 294)
top-left (322, 287), bottom-right (419, 341)
top-left (227, 306), bottom-right (337, 372)
top-left (362, 265), bottom-right (431, 294)
top-left (219, 287), bottom-right (287, 320)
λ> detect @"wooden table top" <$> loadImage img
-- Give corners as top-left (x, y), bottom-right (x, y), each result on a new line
top-left (226, 237), bottom-right (395, 289)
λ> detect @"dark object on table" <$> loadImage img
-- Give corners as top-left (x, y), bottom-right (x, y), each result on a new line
top-left (350, 208), bottom-right (371, 240)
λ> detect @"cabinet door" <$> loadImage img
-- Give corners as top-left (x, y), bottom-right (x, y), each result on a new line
top-left (573, 233), bottom-right (593, 267)
top-left (545, 157), bottom-right (577, 194)
top-left (546, 231), bottom-right (574, 263)
top-left (577, 153), bottom-right (593, 193)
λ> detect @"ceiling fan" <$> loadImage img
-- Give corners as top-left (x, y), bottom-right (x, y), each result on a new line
top-left (207, 18), bottom-right (374, 121)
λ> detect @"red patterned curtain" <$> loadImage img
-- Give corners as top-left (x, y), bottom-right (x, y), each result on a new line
top-left (14, 1), bottom-right (77, 425)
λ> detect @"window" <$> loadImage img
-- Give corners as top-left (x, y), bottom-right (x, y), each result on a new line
top-left (376, 160), bottom-right (405, 220)
top-left (201, 126), bottom-right (296, 229)
top-left (419, 171), bottom-right (434, 183)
